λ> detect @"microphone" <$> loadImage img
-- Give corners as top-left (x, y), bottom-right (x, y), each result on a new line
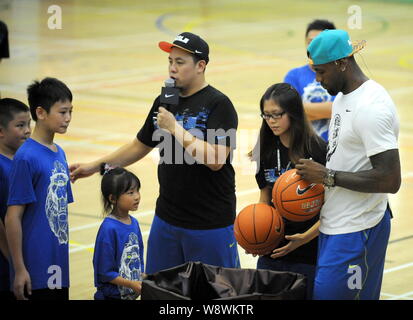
top-left (159, 78), bottom-right (180, 110)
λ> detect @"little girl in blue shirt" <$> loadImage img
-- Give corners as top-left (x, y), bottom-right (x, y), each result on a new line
top-left (93, 165), bottom-right (144, 300)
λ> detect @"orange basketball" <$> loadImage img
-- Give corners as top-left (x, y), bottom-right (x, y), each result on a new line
top-left (234, 203), bottom-right (284, 255)
top-left (272, 169), bottom-right (324, 222)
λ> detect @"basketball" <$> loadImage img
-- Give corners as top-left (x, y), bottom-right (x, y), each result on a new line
top-left (272, 169), bottom-right (324, 222)
top-left (234, 203), bottom-right (284, 255)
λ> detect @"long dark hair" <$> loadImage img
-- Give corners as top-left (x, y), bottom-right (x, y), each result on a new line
top-left (100, 165), bottom-right (141, 216)
top-left (249, 83), bottom-right (322, 164)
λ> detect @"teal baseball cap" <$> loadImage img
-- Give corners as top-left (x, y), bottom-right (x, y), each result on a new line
top-left (307, 29), bottom-right (366, 65)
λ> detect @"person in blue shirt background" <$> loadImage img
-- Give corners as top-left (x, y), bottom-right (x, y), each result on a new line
top-left (93, 165), bottom-right (144, 300)
top-left (5, 78), bottom-right (74, 300)
top-left (284, 19), bottom-right (336, 142)
top-left (0, 98), bottom-right (31, 300)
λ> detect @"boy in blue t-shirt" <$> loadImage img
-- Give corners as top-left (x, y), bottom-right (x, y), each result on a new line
top-left (0, 98), bottom-right (31, 300)
top-left (284, 19), bottom-right (336, 141)
top-left (5, 78), bottom-right (74, 300)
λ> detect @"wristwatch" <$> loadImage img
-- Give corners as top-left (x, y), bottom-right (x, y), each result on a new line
top-left (323, 169), bottom-right (336, 188)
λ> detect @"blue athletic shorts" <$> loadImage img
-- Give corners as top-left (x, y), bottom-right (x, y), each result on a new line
top-left (145, 215), bottom-right (240, 274)
top-left (313, 209), bottom-right (391, 300)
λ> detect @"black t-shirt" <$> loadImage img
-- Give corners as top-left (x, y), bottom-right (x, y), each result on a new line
top-left (137, 85), bottom-right (238, 230)
top-left (255, 136), bottom-right (327, 265)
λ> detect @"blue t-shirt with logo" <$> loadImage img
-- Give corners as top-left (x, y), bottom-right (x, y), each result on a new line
top-left (93, 216), bottom-right (144, 300)
top-left (284, 64), bottom-right (335, 141)
top-left (0, 154), bottom-right (12, 291)
top-left (7, 138), bottom-right (73, 290)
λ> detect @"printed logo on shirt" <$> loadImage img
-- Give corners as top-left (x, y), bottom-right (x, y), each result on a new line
top-left (303, 80), bottom-right (332, 140)
top-left (176, 108), bottom-right (209, 132)
top-left (302, 79), bottom-right (332, 104)
top-left (347, 264), bottom-right (362, 290)
top-left (152, 107), bottom-right (209, 133)
top-left (326, 114), bottom-right (341, 162)
top-left (47, 265), bottom-right (62, 289)
top-left (45, 160), bottom-right (69, 244)
top-left (152, 106), bottom-right (237, 165)
top-left (264, 167), bottom-right (288, 184)
top-left (118, 232), bottom-right (142, 300)
top-left (264, 169), bottom-right (278, 184)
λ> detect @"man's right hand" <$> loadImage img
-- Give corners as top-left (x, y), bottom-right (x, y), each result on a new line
top-left (69, 162), bottom-right (98, 183)
top-left (14, 268), bottom-right (32, 300)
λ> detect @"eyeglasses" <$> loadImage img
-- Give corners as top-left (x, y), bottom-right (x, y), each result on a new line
top-left (260, 111), bottom-right (286, 120)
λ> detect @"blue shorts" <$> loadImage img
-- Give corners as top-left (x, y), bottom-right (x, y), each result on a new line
top-left (313, 209), bottom-right (391, 300)
top-left (145, 215), bottom-right (240, 274)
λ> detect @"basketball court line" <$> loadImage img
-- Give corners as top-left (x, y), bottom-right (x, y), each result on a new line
top-left (0, 57), bottom-right (284, 94)
top-left (69, 211), bottom-right (102, 220)
top-left (1, 0), bottom-right (411, 301)
top-left (68, 167), bottom-right (413, 248)
top-left (69, 188), bottom-right (259, 233)
top-left (69, 230), bottom-right (150, 254)
top-left (383, 261), bottom-right (413, 274)
top-left (10, 32), bottom-right (165, 56)
top-left (385, 290), bottom-right (413, 300)
top-left (69, 188), bottom-right (259, 253)
top-left (70, 209), bottom-right (156, 232)
top-left (381, 292), bottom-right (413, 300)
top-left (389, 234), bottom-right (413, 244)
top-left (2, 82), bottom-right (413, 111)
top-left (1, 55), bottom-right (286, 91)
top-left (68, 236), bottom-right (413, 291)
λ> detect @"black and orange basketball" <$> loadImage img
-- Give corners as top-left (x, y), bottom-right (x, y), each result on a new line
top-left (234, 203), bottom-right (284, 255)
top-left (272, 169), bottom-right (324, 222)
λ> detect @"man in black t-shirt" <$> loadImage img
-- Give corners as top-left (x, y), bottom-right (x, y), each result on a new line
top-left (70, 32), bottom-right (240, 274)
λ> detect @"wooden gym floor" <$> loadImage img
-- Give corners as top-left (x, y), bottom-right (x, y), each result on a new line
top-left (1, 0), bottom-right (413, 300)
